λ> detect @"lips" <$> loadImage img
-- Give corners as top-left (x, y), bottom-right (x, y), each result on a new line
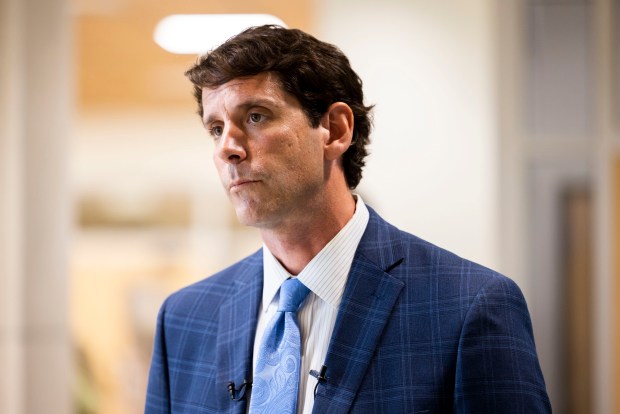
top-left (228, 179), bottom-right (258, 191)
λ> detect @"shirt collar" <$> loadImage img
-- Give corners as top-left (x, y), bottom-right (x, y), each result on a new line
top-left (262, 195), bottom-right (370, 311)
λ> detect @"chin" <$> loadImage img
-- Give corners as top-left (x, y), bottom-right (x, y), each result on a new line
top-left (233, 204), bottom-right (280, 229)
top-left (233, 206), bottom-right (262, 228)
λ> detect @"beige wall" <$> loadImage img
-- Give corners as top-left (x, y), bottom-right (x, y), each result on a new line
top-left (0, 0), bottom-right (72, 412)
top-left (0, 0), bottom-right (24, 411)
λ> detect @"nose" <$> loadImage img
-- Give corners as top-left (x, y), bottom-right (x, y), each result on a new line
top-left (215, 123), bottom-right (247, 164)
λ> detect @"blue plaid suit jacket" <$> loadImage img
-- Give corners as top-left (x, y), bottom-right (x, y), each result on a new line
top-left (145, 207), bottom-right (551, 413)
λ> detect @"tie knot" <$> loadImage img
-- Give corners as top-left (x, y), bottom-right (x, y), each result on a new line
top-left (278, 278), bottom-right (310, 312)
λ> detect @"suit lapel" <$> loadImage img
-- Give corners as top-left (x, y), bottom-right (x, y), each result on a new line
top-left (215, 251), bottom-right (263, 413)
top-left (313, 208), bottom-right (405, 413)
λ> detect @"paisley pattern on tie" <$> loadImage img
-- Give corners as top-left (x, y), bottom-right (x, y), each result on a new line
top-left (249, 278), bottom-right (310, 414)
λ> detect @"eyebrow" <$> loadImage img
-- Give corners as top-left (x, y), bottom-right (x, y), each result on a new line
top-left (203, 98), bottom-right (280, 126)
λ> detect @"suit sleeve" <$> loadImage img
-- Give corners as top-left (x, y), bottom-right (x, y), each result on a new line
top-left (144, 299), bottom-right (171, 414)
top-left (454, 276), bottom-right (551, 413)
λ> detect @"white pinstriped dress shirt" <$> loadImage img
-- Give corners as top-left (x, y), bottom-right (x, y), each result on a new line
top-left (250, 195), bottom-right (370, 414)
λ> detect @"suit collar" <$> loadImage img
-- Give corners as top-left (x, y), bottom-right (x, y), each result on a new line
top-left (313, 207), bottom-right (406, 413)
top-left (355, 205), bottom-right (405, 271)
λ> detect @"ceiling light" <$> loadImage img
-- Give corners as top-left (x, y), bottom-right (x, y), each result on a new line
top-left (154, 14), bottom-right (287, 55)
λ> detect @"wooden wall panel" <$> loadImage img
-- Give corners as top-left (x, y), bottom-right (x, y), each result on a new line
top-left (564, 187), bottom-right (592, 414)
top-left (614, 156), bottom-right (620, 414)
top-left (75, 0), bottom-right (315, 110)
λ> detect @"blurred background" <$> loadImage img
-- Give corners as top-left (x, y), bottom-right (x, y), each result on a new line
top-left (1, 0), bottom-right (619, 413)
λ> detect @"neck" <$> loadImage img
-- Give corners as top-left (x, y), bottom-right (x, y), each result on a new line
top-left (260, 191), bottom-right (356, 275)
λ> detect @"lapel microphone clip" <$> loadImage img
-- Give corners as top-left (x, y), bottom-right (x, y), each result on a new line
top-left (227, 379), bottom-right (251, 401)
top-left (309, 365), bottom-right (328, 398)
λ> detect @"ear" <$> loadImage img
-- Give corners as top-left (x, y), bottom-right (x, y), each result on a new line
top-left (321, 102), bottom-right (354, 161)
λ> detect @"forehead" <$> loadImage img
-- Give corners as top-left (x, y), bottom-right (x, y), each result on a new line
top-left (201, 72), bottom-right (292, 113)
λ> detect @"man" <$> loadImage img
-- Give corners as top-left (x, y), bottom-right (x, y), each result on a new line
top-left (145, 25), bottom-right (550, 413)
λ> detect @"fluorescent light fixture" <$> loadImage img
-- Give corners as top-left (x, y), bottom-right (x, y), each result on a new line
top-left (154, 14), bottom-right (287, 55)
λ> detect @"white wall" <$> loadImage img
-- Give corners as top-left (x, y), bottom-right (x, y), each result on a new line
top-left (314, 0), bottom-right (499, 271)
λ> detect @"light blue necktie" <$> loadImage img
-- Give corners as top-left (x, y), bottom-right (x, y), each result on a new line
top-left (249, 278), bottom-right (310, 413)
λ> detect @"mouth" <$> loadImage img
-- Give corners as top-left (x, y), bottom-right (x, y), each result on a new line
top-left (229, 179), bottom-right (258, 192)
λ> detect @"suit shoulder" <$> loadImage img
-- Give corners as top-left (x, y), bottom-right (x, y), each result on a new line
top-left (391, 224), bottom-right (518, 295)
top-left (364, 207), bottom-right (506, 284)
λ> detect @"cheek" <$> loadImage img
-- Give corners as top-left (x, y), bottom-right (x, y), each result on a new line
top-left (212, 153), bottom-right (221, 171)
top-left (283, 125), bottom-right (324, 158)
top-left (212, 155), bottom-right (228, 181)
top-left (289, 140), bottom-right (325, 179)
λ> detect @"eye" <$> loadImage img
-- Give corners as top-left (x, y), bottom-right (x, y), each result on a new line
top-left (249, 113), bottom-right (264, 123)
top-left (208, 125), bottom-right (223, 138)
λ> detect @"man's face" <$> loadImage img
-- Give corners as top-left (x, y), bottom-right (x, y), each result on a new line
top-left (201, 72), bottom-right (328, 229)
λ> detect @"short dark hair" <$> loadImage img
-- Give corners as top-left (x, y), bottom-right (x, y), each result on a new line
top-left (185, 25), bottom-right (373, 189)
